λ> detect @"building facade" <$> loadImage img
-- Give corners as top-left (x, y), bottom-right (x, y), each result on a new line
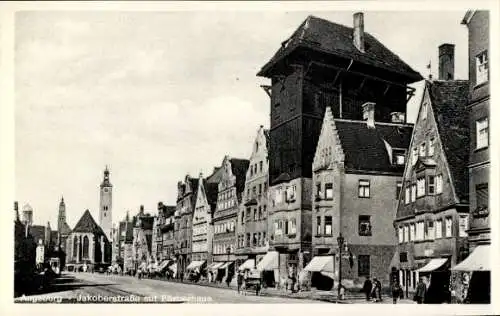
top-left (153, 202), bottom-right (176, 262)
top-left (191, 172), bottom-right (219, 264)
top-left (236, 126), bottom-right (270, 270)
top-left (131, 206), bottom-right (154, 270)
top-left (65, 209), bottom-right (112, 271)
top-left (99, 166), bottom-right (113, 241)
top-left (462, 10), bottom-right (490, 249)
top-left (211, 156), bottom-right (249, 282)
top-left (175, 175), bottom-right (199, 277)
top-left (258, 13), bottom-right (421, 282)
top-left (307, 105), bottom-right (412, 290)
top-left (393, 50), bottom-right (470, 302)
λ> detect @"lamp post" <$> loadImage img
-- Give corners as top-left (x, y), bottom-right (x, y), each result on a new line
top-left (337, 234), bottom-right (345, 300)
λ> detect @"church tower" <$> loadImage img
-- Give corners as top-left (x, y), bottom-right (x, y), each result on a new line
top-left (99, 166), bottom-right (113, 241)
top-left (58, 196), bottom-right (66, 233)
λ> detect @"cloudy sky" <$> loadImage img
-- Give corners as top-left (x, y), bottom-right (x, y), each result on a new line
top-left (15, 10), bottom-right (468, 228)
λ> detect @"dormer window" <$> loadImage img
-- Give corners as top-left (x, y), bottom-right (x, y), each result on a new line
top-left (392, 149), bottom-right (406, 166)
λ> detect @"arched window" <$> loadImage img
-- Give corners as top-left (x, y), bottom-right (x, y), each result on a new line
top-left (82, 236), bottom-right (90, 259)
top-left (73, 236), bottom-right (78, 257)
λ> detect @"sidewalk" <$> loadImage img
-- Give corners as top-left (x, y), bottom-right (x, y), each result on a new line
top-left (146, 276), bottom-right (416, 304)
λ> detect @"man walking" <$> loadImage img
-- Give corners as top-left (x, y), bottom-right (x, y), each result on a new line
top-left (391, 278), bottom-right (403, 304)
top-left (414, 276), bottom-right (427, 304)
top-left (362, 276), bottom-right (372, 301)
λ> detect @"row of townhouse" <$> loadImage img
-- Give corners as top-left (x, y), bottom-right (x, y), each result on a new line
top-left (131, 11), bottom-right (489, 299)
top-left (392, 10), bottom-right (490, 304)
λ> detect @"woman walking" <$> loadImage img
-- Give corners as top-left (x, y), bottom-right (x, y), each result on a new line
top-left (391, 279), bottom-right (403, 304)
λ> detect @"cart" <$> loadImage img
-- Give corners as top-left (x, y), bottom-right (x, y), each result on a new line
top-left (243, 269), bottom-right (262, 296)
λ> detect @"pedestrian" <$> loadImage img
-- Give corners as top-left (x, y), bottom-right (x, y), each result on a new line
top-left (362, 276), bottom-right (372, 301)
top-left (237, 271), bottom-right (244, 294)
top-left (372, 278), bottom-right (382, 302)
top-left (391, 278), bottom-right (403, 304)
top-left (414, 276), bottom-right (427, 304)
top-left (180, 271), bottom-right (184, 282)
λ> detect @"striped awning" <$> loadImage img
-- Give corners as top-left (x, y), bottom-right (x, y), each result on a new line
top-left (208, 262), bottom-right (224, 270)
top-left (304, 256), bottom-right (334, 273)
top-left (219, 261), bottom-right (233, 269)
top-left (186, 260), bottom-right (206, 271)
top-left (256, 251), bottom-right (279, 271)
top-left (238, 259), bottom-right (256, 271)
top-left (416, 258), bottom-right (448, 272)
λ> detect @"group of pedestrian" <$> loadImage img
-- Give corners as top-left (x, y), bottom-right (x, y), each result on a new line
top-left (361, 276), bottom-right (383, 303)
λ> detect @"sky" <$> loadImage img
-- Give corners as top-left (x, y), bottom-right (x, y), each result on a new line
top-left (15, 10), bottom-right (469, 229)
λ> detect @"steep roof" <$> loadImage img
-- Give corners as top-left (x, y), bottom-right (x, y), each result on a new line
top-left (427, 80), bottom-right (470, 202)
top-left (258, 15), bottom-right (422, 82)
top-left (230, 158), bottom-right (250, 195)
top-left (29, 225), bottom-right (46, 244)
top-left (59, 221), bottom-right (72, 236)
top-left (206, 166), bottom-right (224, 184)
top-left (334, 120), bottom-right (413, 173)
top-left (205, 182), bottom-right (219, 213)
top-left (72, 210), bottom-right (108, 240)
top-left (159, 205), bottom-right (176, 218)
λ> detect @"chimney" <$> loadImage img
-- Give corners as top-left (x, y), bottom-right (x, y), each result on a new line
top-left (438, 44), bottom-right (455, 80)
top-left (353, 12), bottom-right (365, 52)
top-left (362, 102), bottom-right (376, 128)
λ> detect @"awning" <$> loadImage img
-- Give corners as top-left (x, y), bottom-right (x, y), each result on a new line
top-left (238, 259), bottom-right (256, 271)
top-left (159, 260), bottom-right (172, 271)
top-left (168, 263), bottom-right (177, 275)
top-left (219, 261), bottom-right (233, 269)
top-left (256, 251), bottom-right (279, 271)
top-left (416, 258), bottom-right (448, 272)
top-left (186, 260), bottom-right (205, 271)
top-left (452, 245), bottom-right (490, 272)
top-left (304, 256), bottom-right (334, 273)
top-left (208, 262), bottom-right (224, 270)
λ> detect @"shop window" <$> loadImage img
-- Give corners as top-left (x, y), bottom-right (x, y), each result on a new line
top-left (358, 255), bottom-right (370, 278)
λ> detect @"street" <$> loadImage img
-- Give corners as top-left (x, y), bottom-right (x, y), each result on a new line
top-left (15, 272), bottom-right (325, 304)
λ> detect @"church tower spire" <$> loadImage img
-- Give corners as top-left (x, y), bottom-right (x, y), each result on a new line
top-left (99, 165), bottom-right (113, 241)
top-left (58, 195), bottom-right (66, 233)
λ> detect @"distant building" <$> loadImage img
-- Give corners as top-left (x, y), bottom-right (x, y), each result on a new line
top-left (65, 209), bottom-right (112, 271)
top-left (175, 175), bottom-right (199, 277)
top-left (258, 13), bottom-right (421, 282)
top-left (211, 156), bottom-right (249, 283)
top-left (57, 196), bottom-right (71, 252)
top-left (235, 126), bottom-right (270, 271)
top-left (132, 205), bottom-right (154, 270)
top-left (393, 45), bottom-right (470, 303)
top-left (99, 166), bottom-right (113, 242)
top-left (152, 202), bottom-right (176, 262)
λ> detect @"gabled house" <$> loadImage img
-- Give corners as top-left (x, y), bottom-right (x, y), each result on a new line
top-left (132, 205), bottom-right (154, 271)
top-left (210, 156), bottom-right (249, 283)
top-left (305, 104), bottom-right (412, 291)
top-left (152, 202), bottom-right (176, 262)
top-left (189, 171), bottom-right (220, 275)
top-left (175, 174), bottom-right (199, 277)
top-left (393, 45), bottom-right (469, 303)
top-left (235, 126), bottom-right (270, 272)
top-left (258, 12), bottom-right (422, 284)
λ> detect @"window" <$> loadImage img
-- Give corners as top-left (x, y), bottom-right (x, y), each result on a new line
top-left (259, 161), bottom-right (263, 172)
top-left (246, 233), bottom-right (250, 247)
top-left (436, 175), bottom-right (443, 194)
top-left (459, 215), bottom-right (469, 237)
top-left (428, 138), bottom-right (435, 156)
top-left (284, 220), bottom-right (289, 235)
top-left (435, 220), bottom-right (442, 238)
top-left (426, 221), bottom-right (435, 240)
top-left (325, 183), bottom-right (333, 200)
top-left (412, 148), bottom-right (418, 165)
top-left (416, 221), bottom-right (424, 241)
top-left (410, 224), bottom-right (415, 241)
top-left (421, 102), bottom-right (428, 121)
top-left (419, 143), bottom-right (426, 157)
top-left (445, 217), bottom-right (452, 237)
top-left (359, 215), bottom-right (372, 236)
top-left (476, 183), bottom-right (489, 209)
top-left (258, 206), bottom-right (262, 220)
top-left (254, 208), bottom-right (258, 221)
top-left (324, 216), bottom-right (332, 235)
top-left (316, 183), bottom-right (322, 199)
top-left (358, 180), bottom-right (370, 198)
top-left (403, 225), bottom-right (409, 242)
top-left (286, 185), bottom-right (297, 201)
top-left (316, 216), bottom-right (322, 236)
top-left (417, 178), bottom-right (425, 198)
top-left (400, 252), bottom-right (408, 263)
top-left (428, 175), bottom-right (435, 195)
top-left (405, 186), bottom-right (410, 204)
top-left (258, 184), bottom-right (262, 196)
top-left (396, 182), bottom-right (402, 199)
top-left (274, 222), bottom-right (279, 236)
top-left (393, 150), bottom-right (406, 165)
top-left (476, 50), bottom-right (489, 85)
top-left (476, 117), bottom-right (489, 149)
top-left (398, 227), bottom-right (404, 243)
top-left (275, 188), bottom-right (283, 204)
top-left (358, 255), bottom-right (370, 277)
top-left (289, 219), bottom-right (297, 235)
top-left (263, 205), bottom-right (267, 218)
top-left (411, 184), bottom-right (416, 202)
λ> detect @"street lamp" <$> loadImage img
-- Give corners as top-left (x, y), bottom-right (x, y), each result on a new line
top-left (337, 234), bottom-right (345, 300)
